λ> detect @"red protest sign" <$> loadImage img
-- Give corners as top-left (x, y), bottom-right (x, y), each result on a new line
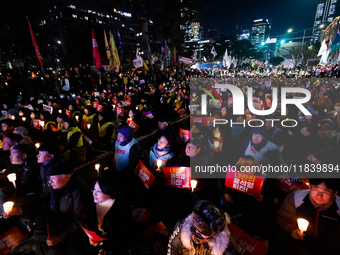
top-left (80, 225), bottom-right (107, 242)
top-left (225, 169), bottom-right (264, 195)
top-left (112, 98), bottom-right (118, 104)
top-left (116, 107), bottom-right (124, 116)
top-left (96, 104), bottom-right (104, 112)
top-left (0, 227), bottom-right (25, 255)
top-left (127, 119), bottom-right (140, 131)
top-left (163, 167), bottom-right (191, 189)
top-left (191, 117), bottom-right (203, 124)
top-left (92, 101), bottom-right (99, 109)
top-left (65, 110), bottom-right (71, 118)
top-left (123, 99), bottom-right (131, 107)
top-left (135, 160), bottom-right (155, 190)
top-left (204, 117), bottom-right (220, 127)
top-left (179, 128), bottom-right (192, 143)
top-left (314, 98), bottom-right (327, 106)
top-left (228, 97), bottom-right (233, 107)
top-left (131, 206), bottom-right (150, 224)
top-left (33, 119), bottom-right (41, 129)
top-left (229, 223), bottom-right (268, 255)
top-left (143, 221), bottom-right (171, 240)
top-left (275, 175), bottom-right (310, 193)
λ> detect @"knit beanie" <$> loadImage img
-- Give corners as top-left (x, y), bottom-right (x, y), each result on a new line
top-left (117, 126), bottom-right (134, 143)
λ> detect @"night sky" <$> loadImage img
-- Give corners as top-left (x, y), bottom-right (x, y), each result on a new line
top-left (202, 0), bottom-right (321, 38)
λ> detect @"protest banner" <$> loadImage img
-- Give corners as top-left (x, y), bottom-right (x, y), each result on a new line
top-left (135, 160), bottom-right (155, 190)
top-left (179, 128), bottom-right (192, 143)
top-left (225, 169), bottom-right (264, 194)
top-left (163, 167), bottom-right (191, 189)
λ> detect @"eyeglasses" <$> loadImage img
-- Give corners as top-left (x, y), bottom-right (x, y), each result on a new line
top-left (311, 187), bottom-right (332, 197)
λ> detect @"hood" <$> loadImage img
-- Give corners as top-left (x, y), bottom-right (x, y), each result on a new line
top-left (180, 213), bottom-right (231, 255)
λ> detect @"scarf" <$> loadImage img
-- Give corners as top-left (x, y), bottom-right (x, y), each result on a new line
top-left (96, 198), bottom-right (115, 232)
top-left (152, 143), bottom-right (170, 158)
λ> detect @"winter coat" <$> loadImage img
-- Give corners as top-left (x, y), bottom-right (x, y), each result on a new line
top-left (167, 213), bottom-right (236, 255)
top-left (277, 190), bottom-right (340, 255)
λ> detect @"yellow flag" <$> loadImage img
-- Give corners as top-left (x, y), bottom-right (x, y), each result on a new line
top-left (143, 60), bottom-right (149, 71)
top-left (104, 30), bottom-right (113, 69)
top-left (109, 31), bottom-right (120, 72)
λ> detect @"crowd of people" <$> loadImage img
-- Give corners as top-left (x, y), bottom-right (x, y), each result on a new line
top-left (0, 63), bottom-right (340, 255)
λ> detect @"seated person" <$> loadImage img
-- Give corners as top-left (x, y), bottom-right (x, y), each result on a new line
top-left (239, 126), bottom-right (284, 166)
top-left (168, 200), bottom-right (236, 255)
top-left (89, 175), bottom-right (133, 255)
top-left (277, 178), bottom-right (340, 255)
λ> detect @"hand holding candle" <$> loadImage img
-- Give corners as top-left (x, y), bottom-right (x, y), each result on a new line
top-left (191, 180), bottom-right (197, 192)
top-left (95, 164), bottom-right (100, 175)
top-left (297, 218), bottom-right (309, 233)
top-left (7, 173), bottom-right (16, 188)
top-left (156, 160), bottom-right (162, 174)
top-left (3, 201), bottom-right (14, 214)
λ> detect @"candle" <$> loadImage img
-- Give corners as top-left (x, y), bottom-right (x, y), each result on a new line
top-left (75, 116), bottom-right (79, 121)
top-left (297, 218), bottom-right (309, 233)
top-left (214, 141), bottom-right (219, 148)
top-left (22, 117), bottom-right (26, 122)
top-left (87, 124), bottom-right (91, 129)
top-left (11, 115), bottom-right (15, 120)
top-left (157, 160), bottom-right (162, 168)
top-left (40, 121), bottom-right (45, 127)
top-left (58, 109), bottom-right (62, 113)
top-left (191, 180), bottom-right (197, 192)
top-left (3, 201), bottom-right (14, 214)
top-left (95, 164), bottom-right (100, 174)
top-left (35, 143), bottom-right (40, 149)
top-left (7, 173), bottom-right (16, 188)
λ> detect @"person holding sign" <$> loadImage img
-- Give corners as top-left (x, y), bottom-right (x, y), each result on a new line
top-left (168, 200), bottom-right (236, 255)
top-left (276, 178), bottom-right (340, 255)
top-left (217, 156), bottom-right (273, 237)
top-left (88, 175), bottom-right (133, 255)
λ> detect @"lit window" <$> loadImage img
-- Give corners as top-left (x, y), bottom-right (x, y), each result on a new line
top-left (122, 24), bottom-right (125, 27)
top-left (68, 5), bottom-right (76, 9)
top-left (85, 16), bottom-right (88, 20)
top-left (106, 15), bottom-right (110, 18)
top-left (88, 10), bottom-right (92, 13)
top-left (99, 20), bottom-right (102, 24)
top-left (72, 14), bottom-right (77, 18)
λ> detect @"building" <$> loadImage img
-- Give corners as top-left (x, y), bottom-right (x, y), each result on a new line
top-left (251, 19), bottom-right (271, 47)
top-left (313, 0), bottom-right (340, 43)
top-left (36, 2), bottom-right (147, 69)
top-left (237, 29), bottom-right (251, 41)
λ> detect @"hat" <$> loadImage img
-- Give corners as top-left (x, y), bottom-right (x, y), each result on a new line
top-left (117, 126), bottom-right (134, 143)
top-left (249, 126), bottom-right (268, 138)
top-left (306, 107), bottom-right (315, 115)
top-left (46, 161), bottom-right (73, 176)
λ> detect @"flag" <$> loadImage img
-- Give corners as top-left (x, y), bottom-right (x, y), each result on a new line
top-left (136, 48), bottom-right (140, 58)
top-left (211, 46), bottom-right (217, 57)
top-left (109, 31), bottom-right (120, 72)
top-left (143, 60), bottom-right (149, 71)
top-left (318, 40), bottom-right (327, 57)
top-left (222, 48), bottom-right (229, 68)
top-left (173, 46), bottom-right (176, 62)
top-left (161, 40), bottom-right (165, 71)
top-left (91, 30), bottom-right (101, 70)
top-left (117, 30), bottom-right (123, 63)
top-left (104, 30), bottom-right (113, 69)
top-left (147, 39), bottom-right (152, 66)
top-left (27, 17), bottom-right (43, 68)
top-left (330, 32), bottom-right (340, 52)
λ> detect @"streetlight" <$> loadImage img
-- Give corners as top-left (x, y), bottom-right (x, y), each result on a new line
top-left (57, 40), bottom-right (61, 44)
top-left (281, 40), bottom-right (285, 44)
top-left (287, 28), bottom-right (293, 33)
